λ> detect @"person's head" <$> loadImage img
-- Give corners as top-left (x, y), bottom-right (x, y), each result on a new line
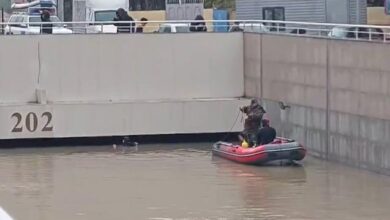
top-left (140, 17), bottom-right (148, 26)
top-left (262, 119), bottom-right (270, 127)
top-left (250, 98), bottom-right (259, 106)
top-left (41, 10), bottom-right (50, 21)
top-left (116, 8), bottom-right (127, 19)
top-left (195, 15), bottom-right (204, 20)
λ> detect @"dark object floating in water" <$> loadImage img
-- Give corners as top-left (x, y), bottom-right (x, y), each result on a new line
top-left (122, 136), bottom-right (138, 147)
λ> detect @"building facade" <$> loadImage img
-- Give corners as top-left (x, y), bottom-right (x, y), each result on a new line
top-left (236, 0), bottom-right (367, 24)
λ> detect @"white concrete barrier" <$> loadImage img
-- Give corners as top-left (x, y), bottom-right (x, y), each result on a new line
top-left (0, 33), bottom-right (243, 104)
top-left (0, 36), bottom-right (39, 104)
top-left (0, 33), bottom-right (245, 139)
top-left (0, 98), bottom-right (248, 139)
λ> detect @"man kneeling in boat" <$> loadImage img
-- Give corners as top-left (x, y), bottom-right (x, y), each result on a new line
top-left (257, 119), bottom-right (276, 145)
top-left (239, 99), bottom-right (266, 147)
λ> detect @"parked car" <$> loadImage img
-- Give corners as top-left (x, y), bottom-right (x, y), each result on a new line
top-left (229, 23), bottom-right (269, 33)
top-left (4, 13), bottom-right (73, 35)
top-left (328, 26), bottom-right (384, 41)
top-left (157, 23), bottom-right (191, 33)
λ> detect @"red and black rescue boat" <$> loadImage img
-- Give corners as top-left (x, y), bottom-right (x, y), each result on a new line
top-left (212, 137), bottom-right (306, 165)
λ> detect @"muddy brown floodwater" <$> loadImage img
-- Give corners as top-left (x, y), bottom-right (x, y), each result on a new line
top-left (1, 143), bottom-right (390, 220)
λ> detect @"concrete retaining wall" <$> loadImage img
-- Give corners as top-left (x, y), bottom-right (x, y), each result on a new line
top-left (0, 98), bottom-right (247, 139)
top-left (0, 33), bottom-right (246, 139)
top-left (0, 33), bottom-right (243, 103)
top-left (244, 33), bottom-right (390, 174)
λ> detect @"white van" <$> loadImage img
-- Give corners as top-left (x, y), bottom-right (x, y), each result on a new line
top-left (229, 23), bottom-right (269, 33)
top-left (5, 13), bottom-right (73, 35)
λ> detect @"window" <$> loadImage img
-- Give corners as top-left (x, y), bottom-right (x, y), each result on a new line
top-left (9, 16), bottom-right (25, 27)
top-left (263, 7), bottom-right (285, 20)
top-left (368, 0), bottom-right (384, 7)
top-left (13, 16), bottom-right (24, 26)
top-left (159, 26), bottom-right (172, 32)
top-left (175, 26), bottom-right (190, 33)
top-left (163, 26), bottom-right (171, 32)
top-left (8, 16), bottom-right (17, 25)
top-left (262, 7), bottom-right (285, 32)
top-left (15, 16), bottom-right (23, 23)
top-left (29, 16), bottom-right (62, 27)
top-left (167, 0), bottom-right (180, 4)
top-left (63, 0), bottom-right (73, 22)
top-left (129, 0), bottom-right (166, 11)
top-left (183, 0), bottom-right (203, 3)
top-left (95, 10), bottom-right (117, 22)
top-left (21, 16), bottom-right (28, 24)
top-left (8, 16), bottom-right (19, 27)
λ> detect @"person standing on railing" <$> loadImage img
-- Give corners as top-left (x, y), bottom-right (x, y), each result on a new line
top-left (136, 17), bottom-right (148, 33)
top-left (113, 8), bottom-right (134, 33)
top-left (190, 15), bottom-right (207, 32)
top-left (40, 10), bottom-right (52, 34)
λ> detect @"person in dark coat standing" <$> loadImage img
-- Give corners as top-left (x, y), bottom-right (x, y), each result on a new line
top-left (190, 15), bottom-right (207, 32)
top-left (257, 119), bottom-right (277, 145)
top-left (113, 8), bottom-right (134, 33)
top-left (40, 10), bottom-right (52, 34)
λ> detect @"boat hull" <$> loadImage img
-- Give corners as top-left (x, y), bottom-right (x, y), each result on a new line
top-left (212, 138), bottom-right (306, 165)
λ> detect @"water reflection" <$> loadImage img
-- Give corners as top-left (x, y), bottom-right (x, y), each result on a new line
top-left (0, 152), bottom-right (54, 220)
top-left (212, 156), bottom-right (307, 219)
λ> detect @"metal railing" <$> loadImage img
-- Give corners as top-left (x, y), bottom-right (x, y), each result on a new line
top-left (1, 19), bottom-right (390, 43)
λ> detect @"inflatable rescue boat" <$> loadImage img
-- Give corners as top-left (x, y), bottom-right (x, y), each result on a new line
top-left (212, 137), bottom-right (306, 165)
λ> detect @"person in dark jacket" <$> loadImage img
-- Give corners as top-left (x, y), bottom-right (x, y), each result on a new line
top-left (136, 17), bottom-right (148, 33)
top-left (113, 8), bottom-right (134, 33)
top-left (190, 15), bottom-right (207, 32)
top-left (40, 10), bottom-right (52, 34)
top-left (239, 99), bottom-right (266, 147)
top-left (257, 119), bottom-right (276, 145)
top-left (229, 22), bottom-right (242, 32)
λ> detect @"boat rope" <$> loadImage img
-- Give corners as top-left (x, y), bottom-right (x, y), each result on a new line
top-left (220, 109), bottom-right (242, 141)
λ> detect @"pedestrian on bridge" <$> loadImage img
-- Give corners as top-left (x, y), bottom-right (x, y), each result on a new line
top-left (114, 8), bottom-right (135, 33)
top-left (40, 10), bottom-right (52, 34)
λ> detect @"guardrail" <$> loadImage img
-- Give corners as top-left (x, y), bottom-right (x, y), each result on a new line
top-left (1, 19), bottom-right (390, 42)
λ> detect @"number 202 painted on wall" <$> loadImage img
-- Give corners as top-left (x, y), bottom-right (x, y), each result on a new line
top-left (11, 112), bottom-right (53, 133)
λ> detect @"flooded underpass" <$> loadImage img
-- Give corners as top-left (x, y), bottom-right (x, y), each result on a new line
top-left (1, 143), bottom-right (390, 220)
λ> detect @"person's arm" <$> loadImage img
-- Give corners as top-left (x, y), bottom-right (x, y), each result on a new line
top-left (113, 17), bottom-right (120, 26)
top-left (271, 128), bottom-right (277, 139)
top-left (260, 106), bottom-right (266, 114)
top-left (257, 129), bottom-right (263, 145)
top-left (240, 106), bottom-right (249, 114)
